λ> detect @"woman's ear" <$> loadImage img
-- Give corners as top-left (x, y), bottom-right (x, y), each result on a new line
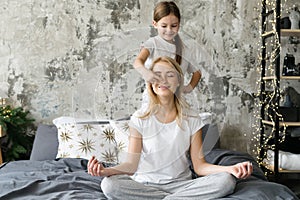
top-left (152, 20), bottom-right (158, 28)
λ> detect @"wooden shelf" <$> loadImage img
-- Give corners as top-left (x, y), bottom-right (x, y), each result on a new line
top-left (263, 164), bottom-right (300, 173)
top-left (262, 120), bottom-right (300, 127)
top-left (281, 29), bottom-right (300, 37)
top-left (260, 1), bottom-right (300, 179)
top-left (281, 76), bottom-right (300, 80)
top-left (262, 76), bottom-right (300, 81)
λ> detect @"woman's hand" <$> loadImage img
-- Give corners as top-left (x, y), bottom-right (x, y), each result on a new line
top-left (230, 161), bottom-right (253, 179)
top-left (87, 156), bottom-right (104, 176)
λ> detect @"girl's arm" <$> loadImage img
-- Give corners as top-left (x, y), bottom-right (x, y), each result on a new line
top-left (133, 48), bottom-right (149, 69)
top-left (133, 48), bottom-right (161, 83)
top-left (88, 127), bottom-right (142, 177)
top-left (183, 70), bottom-right (201, 93)
top-left (190, 129), bottom-right (253, 179)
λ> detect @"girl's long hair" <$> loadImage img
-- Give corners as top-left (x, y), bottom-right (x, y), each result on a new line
top-left (153, 1), bottom-right (183, 65)
top-left (139, 56), bottom-right (190, 127)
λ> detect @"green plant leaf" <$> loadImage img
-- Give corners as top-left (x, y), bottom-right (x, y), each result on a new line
top-left (1, 105), bottom-right (35, 162)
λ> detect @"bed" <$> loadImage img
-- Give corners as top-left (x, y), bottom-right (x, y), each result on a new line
top-left (0, 117), bottom-right (298, 200)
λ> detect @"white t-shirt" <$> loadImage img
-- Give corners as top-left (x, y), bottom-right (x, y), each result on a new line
top-left (142, 35), bottom-right (197, 74)
top-left (129, 109), bottom-right (205, 184)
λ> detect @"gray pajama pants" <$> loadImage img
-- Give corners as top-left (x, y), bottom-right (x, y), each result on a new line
top-left (101, 172), bottom-right (236, 200)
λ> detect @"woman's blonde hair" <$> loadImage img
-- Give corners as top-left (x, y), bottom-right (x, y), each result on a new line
top-left (139, 56), bottom-right (190, 126)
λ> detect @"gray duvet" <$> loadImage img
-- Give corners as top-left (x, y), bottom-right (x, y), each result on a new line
top-left (0, 149), bottom-right (298, 200)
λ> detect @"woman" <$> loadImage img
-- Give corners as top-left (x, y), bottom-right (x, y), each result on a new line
top-left (88, 56), bottom-right (252, 200)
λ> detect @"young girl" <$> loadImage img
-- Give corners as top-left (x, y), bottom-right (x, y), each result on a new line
top-left (88, 56), bottom-right (253, 200)
top-left (133, 1), bottom-right (202, 107)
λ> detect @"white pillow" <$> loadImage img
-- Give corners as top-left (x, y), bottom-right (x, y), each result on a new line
top-left (53, 116), bottom-right (128, 164)
top-left (109, 119), bottom-right (130, 163)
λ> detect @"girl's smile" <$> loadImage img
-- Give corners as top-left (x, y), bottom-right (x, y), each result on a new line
top-left (153, 14), bottom-right (180, 43)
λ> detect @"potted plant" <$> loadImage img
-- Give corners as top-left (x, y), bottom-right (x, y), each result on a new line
top-left (0, 105), bottom-right (35, 162)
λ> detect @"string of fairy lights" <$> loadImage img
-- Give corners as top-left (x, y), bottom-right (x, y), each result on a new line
top-left (252, 0), bottom-right (294, 173)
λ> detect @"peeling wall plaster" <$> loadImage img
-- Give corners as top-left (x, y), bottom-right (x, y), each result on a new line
top-left (0, 0), bottom-right (299, 154)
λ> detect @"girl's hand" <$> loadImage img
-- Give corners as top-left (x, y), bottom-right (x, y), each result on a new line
top-left (87, 156), bottom-right (104, 176)
top-left (183, 84), bottom-right (193, 93)
top-left (136, 66), bottom-right (161, 84)
top-left (230, 161), bottom-right (253, 179)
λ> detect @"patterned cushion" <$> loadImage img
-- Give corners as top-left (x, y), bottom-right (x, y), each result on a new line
top-left (53, 117), bottom-right (128, 164)
top-left (109, 119), bottom-right (130, 163)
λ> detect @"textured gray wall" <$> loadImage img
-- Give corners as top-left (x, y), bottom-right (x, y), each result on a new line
top-left (0, 0), bottom-right (299, 155)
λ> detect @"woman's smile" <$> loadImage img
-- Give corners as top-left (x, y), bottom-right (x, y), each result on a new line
top-left (151, 61), bottom-right (180, 96)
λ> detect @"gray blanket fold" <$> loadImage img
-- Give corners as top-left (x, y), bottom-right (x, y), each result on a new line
top-left (0, 150), bottom-right (298, 200)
